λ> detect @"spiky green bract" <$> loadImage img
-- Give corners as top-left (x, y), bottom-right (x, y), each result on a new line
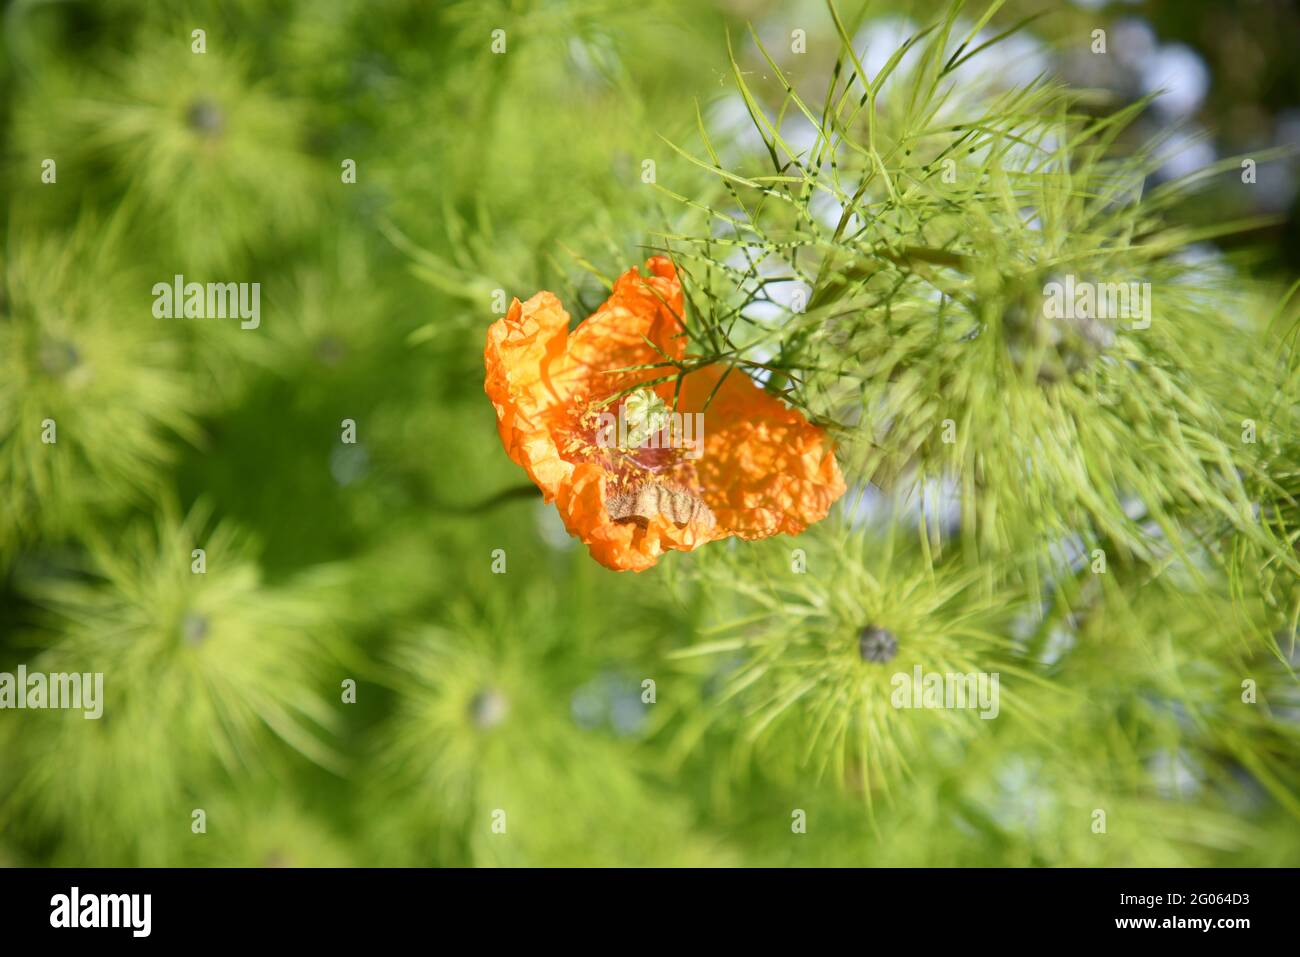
top-left (14, 34), bottom-right (319, 271)
top-left (265, 233), bottom-right (396, 383)
top-left (0, 504), bottom-right (346, 865)
top-left (666, 505), bottom-right (1299, 864)
top-left (658, 2), bottom-right (1293, 587)
top-left (370, 587), bottom-right (734, 866)
top-left (0, 217), bottom-right (198, 555)
top-left (667, 498), bottom-right (1040, 804)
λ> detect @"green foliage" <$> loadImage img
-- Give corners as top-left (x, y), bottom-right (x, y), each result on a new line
top-left (0, 0), bottom-right (1296, 867)
top-left (0, 216), bottom-right (200, 554)
top-left (659, 13), bottom-right (1294, 577)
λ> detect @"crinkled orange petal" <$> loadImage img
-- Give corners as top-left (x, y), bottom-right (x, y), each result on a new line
top-left (484, 256), bottom-right (845, 571)
top-left (552, 459), bottom-right (717, 572)
top-left (559, 255), bottom-right (686, 403)
top-left (483, 290), bottom-right (576, 500)
top-left (678, 365), bottom-right (846, 538)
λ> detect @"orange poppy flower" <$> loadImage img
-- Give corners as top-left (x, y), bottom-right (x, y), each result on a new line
top-left (483, 256), bottom-right (846, 571)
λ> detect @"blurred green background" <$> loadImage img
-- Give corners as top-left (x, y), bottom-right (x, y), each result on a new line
top-left (1, 0), bottom-right (1298, 867)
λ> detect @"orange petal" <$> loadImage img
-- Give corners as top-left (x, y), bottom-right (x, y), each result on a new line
top-left (562, 256), bottom-right (687, 402)
top-left (483, 291), bottom-right (575, 500)
top-left (554, 462), bottom-right (717, 572)
top-left (484, 257), bottom-right (844, 572)
top-left (679, 365), bottom-right (846, 539)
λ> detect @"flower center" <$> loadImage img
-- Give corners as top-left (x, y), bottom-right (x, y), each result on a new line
top-left (565, 390), bottom-right (693, 477)
top-left (560, 390), bottom-right (712, 527)
top-left (858, 626), bottom-right (898, 663)
top-left (186, 98), bottom-right (225, 137)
